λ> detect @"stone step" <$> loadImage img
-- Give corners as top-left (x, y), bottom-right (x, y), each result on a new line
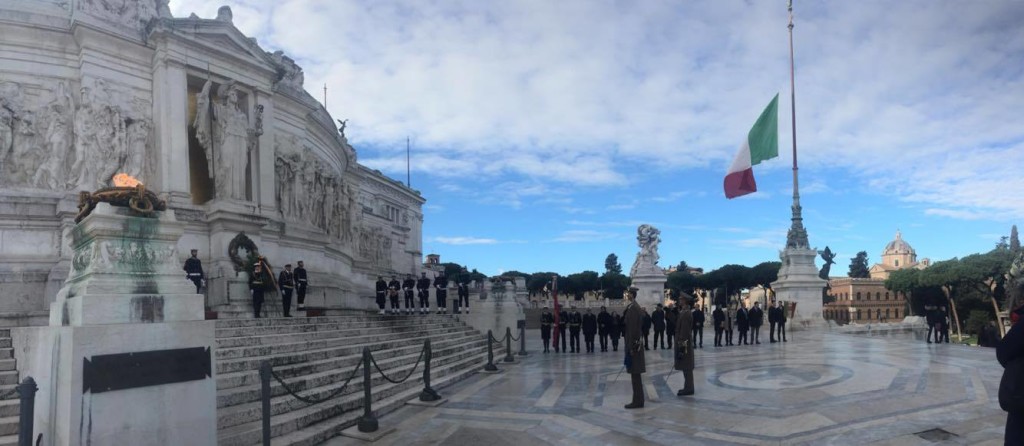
top-left (0, 374), bottom-right (16, 387)
top-left (217, 336), bottom-right (489, 411)
top-left (215, 328), bottom-right (480, 375)
top-left (0, 400), bottom-right (18, 418)
top-left (217, 350), bottom-right (490, 446)
top-left (0, 416), bottom-right (14, 437)
top-left (0, 361), bottom-right (15, 373)
top-left (0, 340), bottom-right (10, 350)
top-left (216, 323), bottom-right (464, 349)
top-left (214, 314), bottom-right (432, 328)
top-left (214, 316), bottom-right (458, 338)
top-left (0, 350), bottom-right (12, 361)
top-left (216, 341), bottom-right (493, 430)
top-left (216, 326), bottom-right (472, 361)
top-left (216, 332), bottom-right (485, 392)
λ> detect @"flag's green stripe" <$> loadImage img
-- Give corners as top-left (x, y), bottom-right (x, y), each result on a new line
top-left (747, 93), bottom-right (779, 166)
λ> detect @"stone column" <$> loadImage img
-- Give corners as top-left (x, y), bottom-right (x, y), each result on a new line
top-left (255, 90), bottom-right (276, 212)
top-left (151, 53), bottom-right (191, 204)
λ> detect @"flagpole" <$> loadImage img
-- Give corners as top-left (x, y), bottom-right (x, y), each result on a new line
top-left (784, 0), bottom-right (809, 249)
top-left (788, 0), bottom-right (799, 203)
top-left (406, 137), bottom-right (411, 187)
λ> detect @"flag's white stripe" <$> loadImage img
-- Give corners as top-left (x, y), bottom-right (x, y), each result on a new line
top-left (727, 139), bottom-right (752, 175)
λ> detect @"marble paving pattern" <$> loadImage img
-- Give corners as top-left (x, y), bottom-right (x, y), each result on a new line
top-left (325, 330), bottom-right (1007, 445)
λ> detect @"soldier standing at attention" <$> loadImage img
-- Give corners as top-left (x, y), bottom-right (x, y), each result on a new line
top-left (434, 271), bottom-right (448, 314)
top-left (249, 262), bottom-right (266, 318)
top-left (183, 249), bottom-right (205, 294)
top-left (713, 306), bottom-right (725, 347)
top-left (674, 296), bottom-right (695, 396)
top-left (540, 307), bottom-right (553, 353)
top-left (375, 276), bottom-right (388, 315)
top-left (294, 260), bottom-right (308, 311)
top-left (652, 304), bottom-right (667, 350)
top-left (582, 308), bottom-right (597, 353)
top-left (610, 311), bottom-right (622, 352)
top-left (665, 304), bottom-right (677, 351)
top-left (402, 274), bottom-right (416, 314)
top-left (569, 306), bottom-right (582, 353)
top-left (777, 302), bottom-right (788, 342)
top-left (388, 276), bottom-right (401, 315)
top-left (416, 272), bottom-right (431, 314)
top-left (736, 302), bottom-right (750, 345)
top-left (457, 271), bottom-right (470, 314)
top-left (278, 264), bottom-right (295, 317)
top-left (642, 308), bottom-right (652, 351)
top-left (769, 300), bottom-right (780, 343)
top-left (623, 287), bottom-right (647, 409)
top-left (597, 306), bottom-right (612, 352)
top-left (692, 305), bottom-right (705, 348)
top-left (749, 301), bottom-right (765, 345)
top-left (558, 306), bottom-right (569, 353)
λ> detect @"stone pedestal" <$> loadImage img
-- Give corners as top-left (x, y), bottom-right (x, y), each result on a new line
top-left (14, 203), bottom-right (216, 446)
top-left (632, 273), bottom-right (667, 309)
top-left (458, 280), bottom-right (525, 338)
top-left (771, 246), bottom-right (828, 331)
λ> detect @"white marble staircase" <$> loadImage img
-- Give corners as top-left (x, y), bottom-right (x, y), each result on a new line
top-left (0, 329), bottom-right (21, 446)
top-left (215, 313), bottom-right (502, 446)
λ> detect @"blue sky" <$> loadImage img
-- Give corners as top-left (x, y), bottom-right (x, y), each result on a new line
top-left (172, 1), bottom-right (1024, 276)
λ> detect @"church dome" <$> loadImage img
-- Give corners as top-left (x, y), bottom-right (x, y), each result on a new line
top-left (883, 231), bottom-right (915, 256)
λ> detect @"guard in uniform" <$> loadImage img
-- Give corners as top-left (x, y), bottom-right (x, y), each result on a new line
top-left (692, 305), bottom-right (705, 348)
top-left (434, 271), bottom-right (448, 314)
top-left (558, 307), bottom-right (569, 353)
top-left (736, 303), bottom-right (749, 345)
top-left (582, 308), bottom-right (597, 353)
top-left (725, 305), bottom-right (735, 346)
top-left (665, 305), bottom-right (677, 350)
top-left (402, 274), bottom-right (416, 314)
top-left (777, 302), bottom-right (788, 342)
top-left (294, 261), bottom-right (308, 311)
top-left (674, 296), bottom-right (695, 396)
top-left (652, 304), bottom-right (666, 350)
top-left (597, 306), bottom-right (612, 352)
top-left (749, 302), bottom-right (764, 344)
top-left (540, 307), bottom-right (553, 353)
top-left (569, 307), bottom-right (582, 353)
top-left (642, 309), bottom-right (652, 351)
top-left (713, 306), bottom-right (725, 347)
top-left (249, 263), bottom-right (267, 318)
top-left (768, 300), bottom-right (780, 343)
top-left (388, 276), bottom-right (401, 314)
top-left (375, 276), bottom-right (388, 315)
top-left (457, 272), bottom-right (470, 314)
top-left (610, 311), bottom-right (622, 351)
top-left (623, 287), bottom-right (646, 409)
top-left (416, 272), bottom-right (431, 314)
top-left (278, 264), bottom-right (295, 317)
top-left (183, 249), bottom-right (204, 294)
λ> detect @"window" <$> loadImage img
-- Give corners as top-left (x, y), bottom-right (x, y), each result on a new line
top-left (856, 292), bottom-right (861, 301)
top-left (895, 260), bottom-right (899, 266)
top-left (856, 309), bottom-right (862, 320)
top-left (895, 309), bottom-right (900, 318)
top-left (876, 292), bottom-right (881, 301)
top-left (885, 292), bottom-right (889, 300)
top-left (885, 309), bottom-right (890, 319)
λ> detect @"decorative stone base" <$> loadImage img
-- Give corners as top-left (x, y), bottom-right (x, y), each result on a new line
top-left (406, 397), bottom-right (448, 407)
top-left (632, 273), bottom-right (667, 309)
top-left (772, 246), bottom-right (828, 331)
top-left (339, 425), bottom-right (396, 442)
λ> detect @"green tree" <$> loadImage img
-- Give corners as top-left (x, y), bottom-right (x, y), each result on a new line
top-left (677, 260), bottom-right (689, 272)
top-left (886, 267), bottom-right (924, 316)
top-left (750, 261), bottom-right (781, 294)
top-left (666, 269), bottom-right (701, 296)
top-left (527, 272), bottom-right (558, 294)
top-left (1012, 225), bottom-right (1021, 252)
top-left (848, 251), bottom-right (870, 278)
top-left (604, 253), bottom-right (622, 274)
top-left (702, 264), bottom-right (753, 307)
top-left (564, 271), bottom-right (601, 300)
top-left (600, 271), bottom-right (630, 300)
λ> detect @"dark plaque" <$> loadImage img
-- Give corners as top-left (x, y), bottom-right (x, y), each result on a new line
top-left (83, 347), bottom-right (212, 394)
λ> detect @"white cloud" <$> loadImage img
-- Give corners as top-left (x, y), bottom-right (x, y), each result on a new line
top-left (429, 236), bottom-right (500, 245)
top-left (170, 1), bottom-right (1024, 221)
top-left (551, 230), bottom-right (621, 243)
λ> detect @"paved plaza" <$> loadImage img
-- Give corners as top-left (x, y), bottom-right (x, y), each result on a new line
top-left (328, 330), bottom-right (1007, 445)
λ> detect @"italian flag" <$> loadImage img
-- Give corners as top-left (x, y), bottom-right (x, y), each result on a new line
top-left (724, 94), bottom-right (779, 199)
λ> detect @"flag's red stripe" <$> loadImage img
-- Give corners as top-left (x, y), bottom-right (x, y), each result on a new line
top-left (724, 168), bottom-right (757, 199)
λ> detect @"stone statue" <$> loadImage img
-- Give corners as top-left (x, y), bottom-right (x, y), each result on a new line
top-left (336, 119), bottom-right (347, 137)
top-left (33, 82), bottom-right (73, 189)
top-left (818, 246), bottom-right (836, 280)
top-left (211, 81), bottom-right (252, 201)
top-left (1006, 252), bottom-right (1024, 311)
top-left (630, 224), bottom-right (662, 276)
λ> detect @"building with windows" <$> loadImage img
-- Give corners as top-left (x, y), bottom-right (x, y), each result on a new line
top-left (824, 231), bottom-right (928, 324)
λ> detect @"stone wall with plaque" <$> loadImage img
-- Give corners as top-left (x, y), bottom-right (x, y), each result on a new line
top-left (0, 1), bottom-right (424, 320)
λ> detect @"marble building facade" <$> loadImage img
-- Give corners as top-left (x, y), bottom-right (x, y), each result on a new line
top-left (0, 0), bottom-right (423, 320)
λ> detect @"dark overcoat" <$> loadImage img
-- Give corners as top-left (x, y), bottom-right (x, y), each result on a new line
top-left (674, 307), bottom-right (694, 372)
top-left (623, 301), bottom-right (646, 374)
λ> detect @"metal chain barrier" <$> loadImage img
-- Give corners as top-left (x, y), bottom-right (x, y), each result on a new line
top-left (509, 330), bottom-right (521, 342)
top-left (488, 331), bottom-right (508, 344)
top-left (369, 346), bottom-right (426, 384)
top-left (269, 360), bottom-right (362, 406)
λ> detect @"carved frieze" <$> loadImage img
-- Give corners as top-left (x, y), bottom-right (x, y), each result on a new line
top-left (273, 134), bottom-right (359, 244)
